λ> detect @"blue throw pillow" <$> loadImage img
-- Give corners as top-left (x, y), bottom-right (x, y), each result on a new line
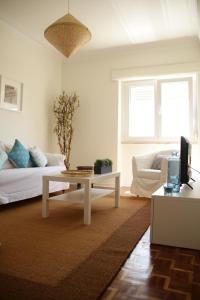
top-left (8, 139), bottom-right (30, 168)
top-left (0, 150), bottom-right (8, 169)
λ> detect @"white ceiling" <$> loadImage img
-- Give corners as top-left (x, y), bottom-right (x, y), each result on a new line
top-left (0, 0), bottom-right (199, 56)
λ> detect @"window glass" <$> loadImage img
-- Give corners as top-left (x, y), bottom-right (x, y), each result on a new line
top-left (129, 85), bottom-right (155, 137)
top-left (161, 81), bottom-right (190, 138)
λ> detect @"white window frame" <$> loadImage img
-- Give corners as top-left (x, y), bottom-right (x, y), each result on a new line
top-left (121, 75), bottom-right (197, 143)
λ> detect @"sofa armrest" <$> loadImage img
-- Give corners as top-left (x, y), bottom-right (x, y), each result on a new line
top-left (45, 153), bottom-right (65, 166)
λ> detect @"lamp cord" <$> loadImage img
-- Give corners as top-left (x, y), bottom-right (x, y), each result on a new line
top-left (67, 0), bottom-right (69, 14)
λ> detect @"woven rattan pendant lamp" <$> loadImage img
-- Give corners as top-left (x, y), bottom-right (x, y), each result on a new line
top-left (44, 0), bottom-right (91, 58)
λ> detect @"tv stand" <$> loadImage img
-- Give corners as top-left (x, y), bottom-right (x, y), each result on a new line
top-left (185, 182), bottom-right (193, 189)
top-left (151, 180), bottom-right (200, 250)
top-left (186, 177), bottom-right (196, 189)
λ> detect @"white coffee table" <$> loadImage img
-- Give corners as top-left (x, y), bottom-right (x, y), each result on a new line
top-left (42, 171), bottom-right (120, 225)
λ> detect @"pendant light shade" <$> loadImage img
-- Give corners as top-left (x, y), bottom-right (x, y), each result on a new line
top-left (44, 13), bottom-right (91, 58)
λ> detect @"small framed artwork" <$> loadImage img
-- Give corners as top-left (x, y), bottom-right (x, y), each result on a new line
top-left (0, 76), bottom-right (23, 112)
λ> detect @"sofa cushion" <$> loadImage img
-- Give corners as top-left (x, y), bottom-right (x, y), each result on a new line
top-left (8, 139), bottom-right (30, 168)
top-left (29, 146), bottom-right (47, 167)
top-left (0, 151), bottom-right (8, 169)
top-left (0, 166), bottom-right (68, 204)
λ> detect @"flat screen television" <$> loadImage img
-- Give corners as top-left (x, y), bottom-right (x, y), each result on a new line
top-left (180, 136), bottom-right (192, 188)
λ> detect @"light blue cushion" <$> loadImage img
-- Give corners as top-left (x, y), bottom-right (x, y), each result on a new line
top-left (0, 151), bottom-right (8, 169)
top-left (8, 139), bottom-right (30, 168)
top-left (29, 146), bottom-right (47, 167)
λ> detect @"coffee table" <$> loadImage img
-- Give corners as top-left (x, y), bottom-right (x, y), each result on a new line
top-left (42, 171), bottom-right (120, 225)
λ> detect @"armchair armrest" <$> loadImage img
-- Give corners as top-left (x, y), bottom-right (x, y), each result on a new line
top-left (132, 153), bottom-right (156, 178)
top-left (132, 156), bottom-right (138, 176)
top-left (45, 153), bottom-right (65, 166)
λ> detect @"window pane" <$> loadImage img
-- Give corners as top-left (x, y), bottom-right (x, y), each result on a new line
top-left (129, 85), bottom-right (155, 137)
top-left (161, 81), bottom-right (190, 138)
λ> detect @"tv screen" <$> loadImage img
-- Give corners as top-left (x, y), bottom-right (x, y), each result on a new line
top-left (180, 136), bottom-right (192, 186)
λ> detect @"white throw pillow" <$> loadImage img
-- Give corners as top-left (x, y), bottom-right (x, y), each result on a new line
top-left (0, 141), bottom-right (12, 153)
top-left (0, 141), bottom-right (5, 152)
top-left (5, 144), bottom-right (12, 152)
top-left (0, 143), bottom-right (14, 169)
top-left (29, 146), bottom-right (48, 167)
top-left (0, 150), bottom-right (8, 169)
top-left (45, 153), bottom-right (65, 166)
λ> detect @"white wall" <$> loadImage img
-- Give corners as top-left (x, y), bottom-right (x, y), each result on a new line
top-left (61, 59), bottom-right (119, 169)
top-left (0, 20), bottom-right (62, 151)
top-left (62, 37), bottom-right (200, 185)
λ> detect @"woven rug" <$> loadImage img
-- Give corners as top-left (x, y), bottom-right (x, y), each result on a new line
top-left (0, 194), bottom-right (150, 300)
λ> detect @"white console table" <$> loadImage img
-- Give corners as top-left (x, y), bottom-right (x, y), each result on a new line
top-left (151, 181), bottom-right (200, 250)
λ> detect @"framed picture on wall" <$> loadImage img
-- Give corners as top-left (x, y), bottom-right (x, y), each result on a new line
top-left (0, 76), bottom-right (23, 112)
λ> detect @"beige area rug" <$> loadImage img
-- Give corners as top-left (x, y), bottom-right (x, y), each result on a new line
top-left (0, 194), bottom-right (150, 300)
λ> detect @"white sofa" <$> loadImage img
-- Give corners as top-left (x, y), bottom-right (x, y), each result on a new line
top-left (0, 152), bottom-right (69, 204)
top-left (130, 150), bottom-right (176, 198)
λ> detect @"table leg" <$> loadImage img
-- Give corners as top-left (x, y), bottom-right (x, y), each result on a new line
top-left (84, 181), bottom-right (91, 225)
top-left (42, 177), bottom-right (49, 218)
top-left (115, 175), bottom-right (120, 208)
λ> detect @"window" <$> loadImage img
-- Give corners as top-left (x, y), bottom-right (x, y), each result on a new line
top-left (129, 84), bottom-right (155, 137)
top-left (121, 75), bottom-right (197, 143)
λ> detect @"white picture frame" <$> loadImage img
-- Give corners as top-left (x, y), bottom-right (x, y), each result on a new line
top-left (0, 76), bottom-right (23, 112)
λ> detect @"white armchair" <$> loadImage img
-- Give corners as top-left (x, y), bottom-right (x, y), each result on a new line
top-left (130, 150), bottom-right (176, 198)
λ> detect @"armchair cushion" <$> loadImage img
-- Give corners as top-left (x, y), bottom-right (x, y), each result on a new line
top-left (151, 154), bottom-right (170, 170)
top-left (134, 153), bottom-right (155, 170)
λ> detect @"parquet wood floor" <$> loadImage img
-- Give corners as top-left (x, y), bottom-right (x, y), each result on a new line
top-left (101, 228), bottom-right (200, 300)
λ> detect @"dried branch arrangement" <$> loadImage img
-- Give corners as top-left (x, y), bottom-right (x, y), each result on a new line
top-left (53, 91), bottom-right (79, 169)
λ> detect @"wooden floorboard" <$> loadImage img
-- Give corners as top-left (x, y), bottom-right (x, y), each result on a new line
top-left (101, 227), bottom-right (200, 300)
